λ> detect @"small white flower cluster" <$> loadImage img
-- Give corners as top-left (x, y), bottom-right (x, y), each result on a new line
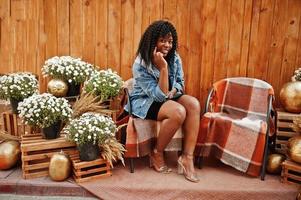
top-left (63, 112), bottom-right (117, 146)
top-left (18, 93), bottom-right (73, 128)
top-left (42, 56), bottom-right (95, 84)
top-left (292, 68), bottom-right (301, 81)
top-left (84, 69), bottom-right (123, 100)
top-left (0, 72), bottom-right (38, 100)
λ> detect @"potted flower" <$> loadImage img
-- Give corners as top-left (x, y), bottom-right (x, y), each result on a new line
top-left (18, 93), bottom-right (73, 139)
top-left (42, 56), bottom-right (95, 96)
top-left (63, 112), bottom-right (125, 164)
top-left (0, 72), bottom-right (39, 114)
top-left (84, 69), bottom-right (123, 101)
top-left (292, 68), bottom-right (301, 81)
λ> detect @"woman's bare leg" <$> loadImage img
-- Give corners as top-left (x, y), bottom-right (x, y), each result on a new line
top-left (176, 95), bottom-right (200, 178)
top-left (156, 100), bottom-right (186, 151)
top-left (149, 100), bottom-right (186, 172)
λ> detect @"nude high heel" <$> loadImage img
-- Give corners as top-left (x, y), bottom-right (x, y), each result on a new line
top-left (149, 149), bottom-right (172, 173)
top-left (177, 155), bottom-right (200, 183)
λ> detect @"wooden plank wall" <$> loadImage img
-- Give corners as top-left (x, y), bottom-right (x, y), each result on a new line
top-left (0, 0), bottom-right (301, 108)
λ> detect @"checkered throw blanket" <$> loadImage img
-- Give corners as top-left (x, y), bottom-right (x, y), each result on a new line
top-left (125, 117), bottom-right (182, 158)
top-left (195, 78), bottom-right (274, 176)
top-left (122, 78), bottom-right (183, 158)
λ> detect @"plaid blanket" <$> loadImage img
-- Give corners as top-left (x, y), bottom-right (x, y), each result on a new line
top-left (125, 117), bottom-right (182, 158)
top-left (195, 78), bottom-right (274, 177)
top-left (122, 78), bottom-right (183, 158)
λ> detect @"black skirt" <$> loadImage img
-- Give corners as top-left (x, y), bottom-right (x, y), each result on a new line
top-left (144, 94), bottom-right (183, 120)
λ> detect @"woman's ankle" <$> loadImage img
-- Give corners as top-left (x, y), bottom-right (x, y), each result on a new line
top-left (153, 148), bottom-right (164, 155)
top-left (181, 153), bottom-right (196, 170)
top-left (182, 152), bottom-right (194, 160)
top-left (150, 148), bottom-right (171, 173)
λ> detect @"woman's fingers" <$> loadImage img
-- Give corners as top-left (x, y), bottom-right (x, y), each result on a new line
top-left (152, 47), bottom-right (167, 69)
top-left (154, 47), bottom-right (165, 58)
top-left (167, 88), bottom-right (177, 99)
top-left (167, 91), bottom-right (174, 99)
top-left (153, 47), bottom-right (157, 56)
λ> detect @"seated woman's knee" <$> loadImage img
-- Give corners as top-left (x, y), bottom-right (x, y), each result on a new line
top-left (171, 105), bottom-right (186, 124)
top-left (187, 97), bottom-right (200, 113)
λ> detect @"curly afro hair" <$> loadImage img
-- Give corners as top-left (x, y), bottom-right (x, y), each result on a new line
top-left (137, 20), bottom-right (178, 68)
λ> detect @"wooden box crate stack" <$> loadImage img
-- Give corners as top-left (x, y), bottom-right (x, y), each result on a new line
top-left (109, 96), bottom-right (121, 111)
top-left (276, 110), bottom-right (300, 155)
top-left (1, 112), bottom-right (40, 138)
top-left (21, 134), bottom-right (76, 179)
top-left (0, 100), bottom-right (11, 130)
top-left (281, 160), bottom-right (301, 185)
top-left (97, 97), bottom-right (121, 122)
top-left (69, 150), bottom-right (111, 183)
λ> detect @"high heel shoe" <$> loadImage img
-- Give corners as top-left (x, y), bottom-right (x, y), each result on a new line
top-left (149, 149), bottom-right (172, 173)
top-left (177, 155), bottom-right (200, 183)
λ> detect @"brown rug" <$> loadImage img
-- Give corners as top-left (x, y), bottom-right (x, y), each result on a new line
top-left (79, 152), bottom-right (298, 200)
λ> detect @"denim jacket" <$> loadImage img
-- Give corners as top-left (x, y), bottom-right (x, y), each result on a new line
top-left (125, 53), bottom-right (184, 119)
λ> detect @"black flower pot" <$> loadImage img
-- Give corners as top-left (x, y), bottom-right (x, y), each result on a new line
top-left (42, 121), bottom-right (62, 139)
top-left (78, 143), bottom-right (100, 161)
top-left (9, 98), bottom-right (21, 114)
top-left (67, 82), bottom-right (80, 97)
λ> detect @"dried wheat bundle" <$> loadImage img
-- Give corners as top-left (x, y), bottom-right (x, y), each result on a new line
top-left (101, 138), bottom-right (126, 167)
top-left (72, 92), bottom-right (109, 119)
top-left (293, 116), bottom-right (301, 133)
top-left (0, 130), bottom-right (20, 141)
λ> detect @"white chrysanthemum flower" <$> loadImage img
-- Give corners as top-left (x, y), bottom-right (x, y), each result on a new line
top-left (42, 56), bottom-right (95, 84)
top-left (84, 68), bottom-right (123, 101)
top-left (63, 112), bottom-right (117, 146)
top-left (0, 72), bottom-right (38, 101)
top-left (292, 67), bottom-right (301, 82)
top-left (17, 93), bottom-right (72, 128)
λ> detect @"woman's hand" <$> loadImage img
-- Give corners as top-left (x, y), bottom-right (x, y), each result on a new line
top-left (152, 47), bottom-right (167, 70)
top-left (167, 88), bottom-right (177, 99)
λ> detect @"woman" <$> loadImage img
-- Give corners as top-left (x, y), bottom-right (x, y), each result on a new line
top-left (125, 20), bottom-right (200, 183)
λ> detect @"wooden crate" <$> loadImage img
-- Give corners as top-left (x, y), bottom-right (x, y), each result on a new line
top-left (0, 100), bottom-right (11, 114)
top-left (1, 112), bottom-right (40, 137)
top-left (281, 160), bottom-right (301, 185)
top-left (98, 97), bottom-right (121, 122)
top-left (109, 96), bottom-right (121, 111)
top-left (21, 134), bottom-right (76, 179)
top-left (276, 110), bottom-right (300, 154)
top-left (69, 150), bottom-right (111, 183)
top-left (0, 100), bottom-right (11, 131)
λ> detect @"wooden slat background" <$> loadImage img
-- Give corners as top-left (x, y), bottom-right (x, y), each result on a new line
top-left (0, 0), bottom-right (301, 109)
